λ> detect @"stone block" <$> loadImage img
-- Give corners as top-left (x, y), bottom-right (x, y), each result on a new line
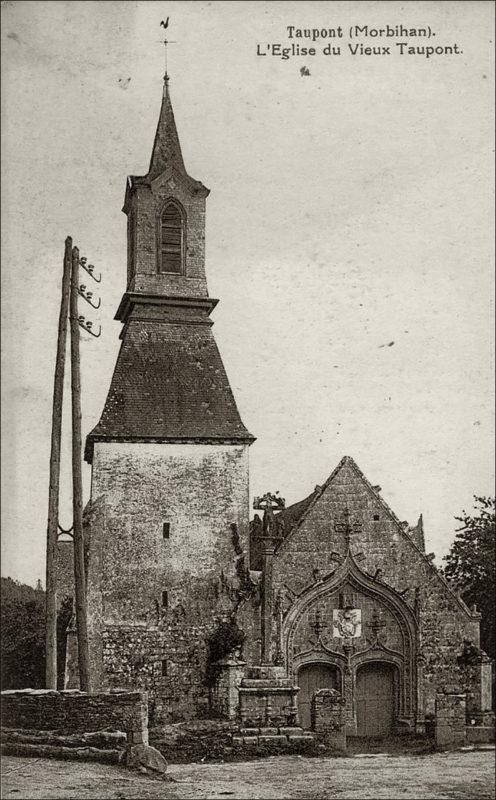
top-left (242, 736), bottom-right (258, 745)
top-left (231, 736), bottom-right (243, 744)
top-left (240, 728), bottom-right (259, 736)
top-left (279, 726), bottom-right (303, 735)
top-left (466, 726), bottom-right (495, 744)
top-left (259, 727), bottom-right (278, 735)
top-left (128, 729), bottom-right (147, 746)
top-left (258, 735), bottom-right (287, 744)
top-left (288, 734), bottom-right (315, 742)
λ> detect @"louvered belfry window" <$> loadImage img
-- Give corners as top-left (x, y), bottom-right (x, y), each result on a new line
top-left (160, 202), bottom-right (183, 274)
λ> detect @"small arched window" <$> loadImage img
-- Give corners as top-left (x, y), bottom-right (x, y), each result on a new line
top-left (159, 202), bottom-right (183, 274)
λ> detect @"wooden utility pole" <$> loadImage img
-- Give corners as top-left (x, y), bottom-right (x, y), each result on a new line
top-left (70, 245), bottom-right (91, 692)
top-left (45, 236), bottom-right (72, 689)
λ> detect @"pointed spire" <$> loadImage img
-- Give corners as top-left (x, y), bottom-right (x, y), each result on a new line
top-left (148, 74), bottom-right (186, 178)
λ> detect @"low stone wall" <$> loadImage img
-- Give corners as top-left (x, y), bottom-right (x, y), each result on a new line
top-left (466, 725), bottom-right (495, 744)
top-left (238, 685), bottom-right (299, 727)
top-left (311, 689), bottom-right (346, 751)
top-left (1, 689), bottom-right (148, 746)
top-left (435, 687), bottom-right (466, 749)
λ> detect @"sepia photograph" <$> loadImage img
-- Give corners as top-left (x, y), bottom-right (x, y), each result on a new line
top-left (1, 1), bottom-right (494, 798)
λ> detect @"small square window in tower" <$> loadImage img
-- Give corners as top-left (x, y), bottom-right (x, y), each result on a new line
top-left (160, 202), bottom-right (183, 274)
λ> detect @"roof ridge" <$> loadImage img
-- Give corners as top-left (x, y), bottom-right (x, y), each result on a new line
top-left (275, 455), bottom-right (476, 620)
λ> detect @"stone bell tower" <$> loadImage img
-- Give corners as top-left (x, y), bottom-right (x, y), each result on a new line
top-left (83, 70), bottom-right (254, 721)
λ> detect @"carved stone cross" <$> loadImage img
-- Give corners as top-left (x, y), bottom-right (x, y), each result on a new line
top-left (334, 507), bottom-right (362, 551)
top-left (253, 492), bottom-right (285, 538)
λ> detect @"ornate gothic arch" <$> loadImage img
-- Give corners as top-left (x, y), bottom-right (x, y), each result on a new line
top-left (282, 552), bottom-right (421, 728)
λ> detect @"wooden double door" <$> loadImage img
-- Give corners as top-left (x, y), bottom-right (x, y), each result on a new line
top-left (355, 661), bottom-right (397, 737)
top-left (297, 659), bottom-right (397, 736)
top-left (297, 662), bottom-right (340, 730)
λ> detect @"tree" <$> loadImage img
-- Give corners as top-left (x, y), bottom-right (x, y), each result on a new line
top-left (1, 586), bottom-right (46, 689)
top-left (442, 496), bottom-right (495, 660)
top-left (1, 577), bottom-right (73, 690)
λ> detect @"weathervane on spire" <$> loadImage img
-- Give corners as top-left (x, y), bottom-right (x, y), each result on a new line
top-left (160, 18), bottom-right (176, 89)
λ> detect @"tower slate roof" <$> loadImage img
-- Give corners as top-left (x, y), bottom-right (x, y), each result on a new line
top-left (85, 319), bottom-right (254, 461)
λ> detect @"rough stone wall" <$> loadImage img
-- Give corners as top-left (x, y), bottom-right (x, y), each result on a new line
top-left (128, 171), bottom-right (208, 298)
top-left (312, 689), bottom-right (347, 749)
top-left (0, 689), bottom-right (148, 742)
top-left (238, 688), bottom-right (298, 726)
top-left (272, 458), bottom-right (480, 716)
top-left (435, 689), bottom-right (466, 748)
top-left (86, 441), bottom-right (250, 722)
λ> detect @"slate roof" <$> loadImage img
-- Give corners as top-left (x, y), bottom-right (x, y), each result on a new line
top-left (276, 489), bottom-right (318, 534)
top-left (84, 320), bottom-right (255, 462)
top-left (148, 80), bottom-right (185, 179)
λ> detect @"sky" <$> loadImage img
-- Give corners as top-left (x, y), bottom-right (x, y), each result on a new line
top-left (1, 0), bottom-right (494, 587)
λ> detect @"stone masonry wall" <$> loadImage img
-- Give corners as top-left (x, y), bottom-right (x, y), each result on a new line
top-left (86, 442), bottom-right (250, 722)
top-left (1, 690), bottom-right (148, 743)
top-left (435, 689), bottom-right (466, 748)
top-left (272, 459), bottom-right (480, 717)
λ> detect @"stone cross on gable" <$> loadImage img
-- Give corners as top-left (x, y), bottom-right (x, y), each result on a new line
top-left (253, 492), bottom-right (285, 538)
top-left (334, 507), bottom-right (362, 551)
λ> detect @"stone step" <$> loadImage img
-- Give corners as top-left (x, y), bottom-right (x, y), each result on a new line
top-left (279, 726), bottom-right (304, 736)
top-left (230, 730), bottom-right (316, 746)
top-left (242, 736), bottom-right (258, 745)
top-left (258, 734), bottom-right (288, 744)
top-left (288, 734), bottom-right (315, 742)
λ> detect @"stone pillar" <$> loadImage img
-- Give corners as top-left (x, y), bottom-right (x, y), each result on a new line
top-left (435, 687), bottom-right (466, 749)
top-left (480, 658), bottom-right (493, 718)
top-left (465, 659), bottom-right (495, 727)
top-left (312, 689), bottom-right (346, 751)
top-left (260, 538), bottom-right (277, 664)
top-left (415, 654), bottom-right (426, 734)
top-left (213, 657), bottom-right (246, 719)
top-left (458, 648), bottom-right (494, 726)
top-left (127, 691), bottom-right (149, 746)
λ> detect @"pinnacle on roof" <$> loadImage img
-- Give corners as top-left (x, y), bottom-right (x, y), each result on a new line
top-left (148, 75), bottom-right (186, 178)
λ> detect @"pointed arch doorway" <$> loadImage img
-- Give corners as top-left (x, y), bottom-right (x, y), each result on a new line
top-left (356, 661), bottom-right (397, 737)
top-left (297, 662), bottom-right (340, 730)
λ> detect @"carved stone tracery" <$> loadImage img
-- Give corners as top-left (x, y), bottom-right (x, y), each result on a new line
top-left (282, 551), bottom-right (420, 729)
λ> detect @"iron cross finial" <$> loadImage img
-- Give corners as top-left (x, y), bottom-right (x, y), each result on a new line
top-left (158, 18), bottom-right (177, 87)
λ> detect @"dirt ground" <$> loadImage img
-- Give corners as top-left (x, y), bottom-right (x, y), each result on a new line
top-left (1, 750), bottom-right (494, 800)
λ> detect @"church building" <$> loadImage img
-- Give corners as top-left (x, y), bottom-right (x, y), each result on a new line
top-left (60, 65), bottom-right (492, 739)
